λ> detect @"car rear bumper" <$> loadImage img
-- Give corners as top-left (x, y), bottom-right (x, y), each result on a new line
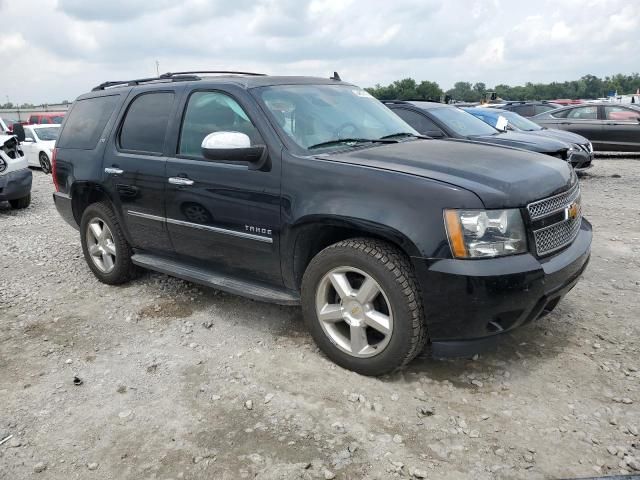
top-left (0, 168), bottom-right (32, 201)
top-left (53, 192), bottom-right (78, 229)
top-left (412, 218), bottom-right (592, 357)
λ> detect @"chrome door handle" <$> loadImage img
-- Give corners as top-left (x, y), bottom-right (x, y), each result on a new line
top-left (104, 167), bottom-right (123, 175)
top-left (168, 177), bottom-right (194, 186)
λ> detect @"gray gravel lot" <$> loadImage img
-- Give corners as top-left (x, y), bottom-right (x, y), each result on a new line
top-left (1, 160), bottom-right (639, 479)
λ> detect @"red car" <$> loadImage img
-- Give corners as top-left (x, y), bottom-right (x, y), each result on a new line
top-left (27, 112), bottom-right (66, 125)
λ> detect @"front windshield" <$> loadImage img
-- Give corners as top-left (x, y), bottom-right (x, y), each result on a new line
top-left (35, 127), bottom-right (60, 141)
top-left (430, 107), bottom-right (498, 137)
top-left (501, 111), bottom-right (542, 131)
top-left (256, 84), bottom-right (418, 150)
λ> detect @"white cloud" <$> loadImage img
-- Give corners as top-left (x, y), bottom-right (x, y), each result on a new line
top-left (0, 0), bottom-right (638, 104)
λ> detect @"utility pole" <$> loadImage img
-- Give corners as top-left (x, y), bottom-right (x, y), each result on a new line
top-left (155, 60), bottom-right (160, 77)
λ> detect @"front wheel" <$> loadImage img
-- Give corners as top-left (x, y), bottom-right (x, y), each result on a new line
top-left (301, 238), bottom-right (427, 376)
top-left (39, 152), bottom-right (51, 174)
top-left (80, 202), bottom-right (137, 284)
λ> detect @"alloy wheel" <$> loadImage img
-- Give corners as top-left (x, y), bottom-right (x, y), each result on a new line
top-left (315, 266), bottom-right (393, 358)
top-left (86, 218), bottom-right (117, 273)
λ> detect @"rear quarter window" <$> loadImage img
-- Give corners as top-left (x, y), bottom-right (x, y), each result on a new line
top-left (57, 95), bottom-right (119, 150)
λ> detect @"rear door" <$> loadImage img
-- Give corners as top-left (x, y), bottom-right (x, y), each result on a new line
top-left (102, 88), bottom-right (179, 254)
top-left (164, 87), bottom-right (283, 285)
top-left (601, 105), bottom-right (640, 151)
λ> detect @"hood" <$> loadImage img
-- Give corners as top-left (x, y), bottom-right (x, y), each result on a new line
top-left (319, 139), bottom-right (574, 209)
top-left (526, 128), bottom-right (590, 145)
top-left (471, 131), bottom-right (570, 153)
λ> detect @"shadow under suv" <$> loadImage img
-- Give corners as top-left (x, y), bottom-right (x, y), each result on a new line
top-left (52, 71), bottom-right (592, 376)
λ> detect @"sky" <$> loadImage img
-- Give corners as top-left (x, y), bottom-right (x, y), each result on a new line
top-left (0, 0), bottom-right (638, 104)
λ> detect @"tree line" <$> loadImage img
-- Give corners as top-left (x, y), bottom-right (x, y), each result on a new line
top-left (365, 73), bottom-right (640, 102)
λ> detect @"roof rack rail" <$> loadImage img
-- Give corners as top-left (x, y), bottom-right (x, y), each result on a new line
top-left (159, 70), bottom-right (266, 78)
top-left (91, 74), bottom-right (201, 91)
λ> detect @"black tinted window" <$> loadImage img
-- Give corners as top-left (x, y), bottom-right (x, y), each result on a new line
top-left (534, 105), bottom-right (555, 115)
top-left (179, 91), bottom-right (262, 157)
top-left (120, 92), bottom-right (174, 153)
top-left (510, 105), bottom-right (534, 117)
top-left (392, 108), bottom-right (441, 134)
top-left (57, 95), bottom-right (119, 150)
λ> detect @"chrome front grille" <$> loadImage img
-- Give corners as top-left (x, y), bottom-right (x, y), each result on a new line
top-left (527, 183), bottom-right (582, 256)
top-left (527, 182), bottom-right (580, 221)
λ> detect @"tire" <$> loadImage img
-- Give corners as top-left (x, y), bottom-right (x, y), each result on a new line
top-left (39, 152), bottom-right (51, 174)
top-left (301, 238), bottom-right (427, 376)
top-left (9, 194), bottom-right (31, 209)
top-left (80, 202), bottom-right (137, 285)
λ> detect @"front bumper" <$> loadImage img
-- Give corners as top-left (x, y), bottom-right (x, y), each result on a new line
top-left (569, 150), bottom-right (594, 171)
top-left (413, 218), bottom-right (592, 357)
top-left (0, 168), bottom-right (32, 201)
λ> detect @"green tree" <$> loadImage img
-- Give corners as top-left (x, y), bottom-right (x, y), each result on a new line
top-left (416, 80), bottom-right (443, 101)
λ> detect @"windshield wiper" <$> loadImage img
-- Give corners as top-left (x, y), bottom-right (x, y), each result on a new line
top-left (308, 138), bottom-right (398, 150)
top-left (379, 132), bottom-right (428, 139)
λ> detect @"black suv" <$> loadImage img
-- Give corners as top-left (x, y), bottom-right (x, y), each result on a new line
top-left (52, 71), bottom-right (592, 376)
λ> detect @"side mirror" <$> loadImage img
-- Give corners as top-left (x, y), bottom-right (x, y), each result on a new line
top-left (423, 130), bottom-right (444, 138)
top-left (495, 115), bottom-right (508, 132)
top-left (12, 124), bottom-right (25, 142)
top-left (201, 131), bottom-right (268, 170)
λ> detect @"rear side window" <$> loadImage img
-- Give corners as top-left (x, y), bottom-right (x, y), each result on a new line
top-left (392, 108), bottom-right (442, 134)
top-left (534, 105), bottom-right (555, 115)
top-left (510, 105), bottom-right (534, 117)
top-left (57, 95), bottom-right (119, 150)
top-left (119, 92), bottom-right (174, 154)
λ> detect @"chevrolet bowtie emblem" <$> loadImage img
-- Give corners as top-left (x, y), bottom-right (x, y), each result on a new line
top-left (566, 202), bottom-right (579, 220)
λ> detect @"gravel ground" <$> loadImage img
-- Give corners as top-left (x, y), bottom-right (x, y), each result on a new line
top-left (1, 160), bottom-right (639, 480)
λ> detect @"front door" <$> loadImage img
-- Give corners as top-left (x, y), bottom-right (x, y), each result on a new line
top-left (560, 105), bottom-right (604, 144)
top-left (102, 89), bottom-right (178, 254)
top-left (22, 126), bottom-right (38, 166)
top-left (165, 89), bottom-right (282, 285)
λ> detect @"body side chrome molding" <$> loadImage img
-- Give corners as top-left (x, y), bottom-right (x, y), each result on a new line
top-left (126, 210), bottom-right (273, 244)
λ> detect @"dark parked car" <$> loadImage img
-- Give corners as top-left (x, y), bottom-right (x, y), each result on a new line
top-left (464, 107), bottom-right (594, 171)
top-left (52, 71), bottom-right (591, 376)
top-left (532, 103), bottom-right (640, 152)
top-left (489, 101), bottom-right (563, 117)
top-left (384, 100), bottom-right (574, 162)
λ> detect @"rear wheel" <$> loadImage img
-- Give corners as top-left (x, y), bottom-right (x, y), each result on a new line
top-left (39, 152), bottom-right (51, 174)
top-left (301, 238), bottom-right (427, 376)
top-left (80, 202), bottom-right (137, 284)
top-left (9, 194), bottom-right (30, 209)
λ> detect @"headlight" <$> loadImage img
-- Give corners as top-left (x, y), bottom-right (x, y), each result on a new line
top-left (588, 142), bottom-right (593, 153)
top-left (444, 209), bottom-right (527, 258)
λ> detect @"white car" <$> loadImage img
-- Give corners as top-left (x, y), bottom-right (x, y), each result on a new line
top-left (22, 124), bottom-right (60, 173)
top-left (0, 135), bottom-right (32, 209)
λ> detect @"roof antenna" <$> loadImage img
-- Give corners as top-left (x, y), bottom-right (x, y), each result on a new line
top-left (330, 71), bottom-right (341, 81)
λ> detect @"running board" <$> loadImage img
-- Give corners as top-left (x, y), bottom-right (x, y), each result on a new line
top-left (131, 253), bottom-right (300, 306)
